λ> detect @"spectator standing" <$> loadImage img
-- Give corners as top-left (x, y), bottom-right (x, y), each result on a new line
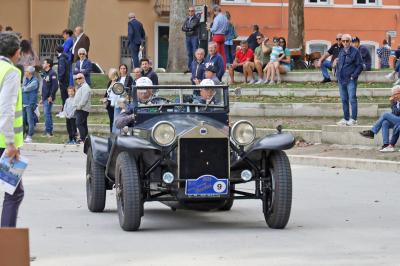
top-left (73, 73), bottom-right (91, 143)
top-left (56, 46), bottom-right (70, 116)
top-left (0, 32), bottom-right (25, 227)
top-left (140, 58), bottom-right (158, 85)
top-left (360, 85), bottom-right (400, 152)
top-left (224, 11), bottom-right (237, 66)
top-left (336, 34), bottom-right (363, 126)
top-left (204, 42), bottom-right (225, 81)
top-left (182, 6), bottom-right (200, 73)
top-left (377, 39), bottom-right (391, 69)
top-left (228, 40), bottom-right (255, 84)
top-left (62, 29), bottom-right (74, 86)
top-left (128, 12), bottom-right (146, 69)
top-left (317, 33), bottom-right (343, 83)
top-left (72, 26), bottom-right (90, 62)
top-left (117, 64), bottom-right (134, 88)
top-left (17, 40), bottom-right (40, 69)
top-left (191, 48), bottom-right (206, 85)
top-left (73, 48), bottom-right (92, 86)
top-left (351, 37), bottom-right (372, 71)
top-left (247, 25), bottom-right (260, 52)
top-left (22, 66), bottom-right (39, 143)
top-left (41, 58), bottom-right (58, 137)
top-left (254, 34), bottom-right (271, 84)
top-left (208, 5), bottom-right (228, 66)
top-left (64, 87), bottom-right (77, 144)
top-left (103, 68), bottom-right (120, 133)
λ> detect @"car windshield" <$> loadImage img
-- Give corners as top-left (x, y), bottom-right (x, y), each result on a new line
top-left (130, 85), bottom-right (227, 113)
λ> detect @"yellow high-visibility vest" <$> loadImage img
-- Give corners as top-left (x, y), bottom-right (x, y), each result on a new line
top-left (0, 59), bottom-right (23, 148)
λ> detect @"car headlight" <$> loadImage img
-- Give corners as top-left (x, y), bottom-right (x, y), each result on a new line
top-left (151, 121), bottom-right (176, 146)
top-left (231, 120), bottom-right (255, 146)
top-left (112, 82), bottom-right (125, 95)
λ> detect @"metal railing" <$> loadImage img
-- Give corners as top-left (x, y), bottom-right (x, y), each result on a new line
top-left (39, 34), bottom-right (64, 60)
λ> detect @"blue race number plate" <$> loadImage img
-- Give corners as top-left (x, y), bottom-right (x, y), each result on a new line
top-left (185, 175), bottom-right (228, 197)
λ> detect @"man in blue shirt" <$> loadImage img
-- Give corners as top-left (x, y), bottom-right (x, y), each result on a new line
top-left (207, 5), bottom-right (228, 67)
top-left (351, 37), bottom-right (372, 71)
top-left (336, 34), bottom-right (363, 126)
top-left (204, 42), bottom-right (225, 82)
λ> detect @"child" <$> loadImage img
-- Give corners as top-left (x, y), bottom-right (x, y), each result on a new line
top-left (64, 86), bottom-right (77, 144)
top-left (263, 37), bottom-right (283, 84)
top-left (269, 37), bottom-right (284, 63)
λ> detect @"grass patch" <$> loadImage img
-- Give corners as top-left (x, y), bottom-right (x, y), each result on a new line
top-left (230, 82), bottom-right (392, 89)
top-left (91, 74), bottom-right (109, 90)
top-left (230, 95), bottom-right (390, 104)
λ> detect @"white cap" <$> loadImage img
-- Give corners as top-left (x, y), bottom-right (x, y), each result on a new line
top-left (199, 79), bottom-right (215, 86)
top-left (136, 77), bottom-right (153, 87)
top-left (24, 66), bottom-right (35, 73)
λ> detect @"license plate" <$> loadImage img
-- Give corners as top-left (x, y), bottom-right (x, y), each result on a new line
top-left (185, 175), bottom-right (228, 197)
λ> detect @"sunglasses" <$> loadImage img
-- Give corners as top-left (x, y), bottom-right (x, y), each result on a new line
top-left (78, 53), bottom-right (85, 55)
top-left (188, 10), bottom-right (195, 12)
top-left (336, 38), bottom-right (341, 41)
top-left (342, 39), bottom-right (350, 43)
top-left (75, 77), bottom-right (83, 80)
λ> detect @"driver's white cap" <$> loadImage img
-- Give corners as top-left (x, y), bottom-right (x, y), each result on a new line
top-left (136, 77), bottom-right (153, 87)
top-left (199, 79), bottom-right (215, 86)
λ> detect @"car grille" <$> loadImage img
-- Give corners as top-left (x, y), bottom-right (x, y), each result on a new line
top-left (179, 138), bottom-right (229, 179)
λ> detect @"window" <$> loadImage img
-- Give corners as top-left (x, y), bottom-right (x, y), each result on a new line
top-left (309, 43), bottom-right (329, 55)
top-left (306, 0), bottom-right (329, 4)
top-left (355, 0), bottom-right (378, 5)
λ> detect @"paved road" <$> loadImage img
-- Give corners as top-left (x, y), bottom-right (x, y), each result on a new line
top-left (3, 150), bottom-right (400, 266)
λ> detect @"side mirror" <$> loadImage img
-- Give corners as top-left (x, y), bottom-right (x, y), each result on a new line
top-left (112, 82), bottom-right (126, 96)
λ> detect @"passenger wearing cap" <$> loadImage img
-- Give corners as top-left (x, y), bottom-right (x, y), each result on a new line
top-left (22, 66), bottom-right (39, 143)
top-left (193, 79), bottom-right (220, 105)
top-left (351, 37), bottom-right (372, 71)
top-left (317, 33), bottom-right (344, 83)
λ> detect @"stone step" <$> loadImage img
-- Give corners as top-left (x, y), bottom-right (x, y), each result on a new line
top-left (322, 125), bottom-right (384, 146)
top-left (157, 71), bottom-right (392, 84)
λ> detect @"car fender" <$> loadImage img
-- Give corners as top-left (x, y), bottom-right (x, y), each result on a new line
top-left (84, 135), bottom-right (109, 167)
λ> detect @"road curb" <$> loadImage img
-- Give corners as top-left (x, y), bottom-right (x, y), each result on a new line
top-left (288, 154), bottom-right (400, 172)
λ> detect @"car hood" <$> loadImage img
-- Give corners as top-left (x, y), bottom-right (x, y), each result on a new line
top-left (134, 114), bottom-right (229, 136)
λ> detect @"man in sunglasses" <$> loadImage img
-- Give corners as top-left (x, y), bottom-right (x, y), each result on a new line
top-left (182, 6), bottom-right (200, 73)
top-left (73, 73), bottom-right (91, 143)
top-left (336, 34), bottom-right (363, 126)
top-left (317, 33), bottom-right (343, 83)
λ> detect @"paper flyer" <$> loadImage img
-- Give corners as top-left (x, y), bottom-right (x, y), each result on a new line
top-left (0, 154), bottom-right (28, 195)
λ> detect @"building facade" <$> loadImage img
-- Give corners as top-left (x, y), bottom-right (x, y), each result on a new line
top-left (1, 0), bottom-right (398, 70)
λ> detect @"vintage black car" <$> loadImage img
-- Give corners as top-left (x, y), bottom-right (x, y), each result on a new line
top-left (84, 84), bottom-right (295, 231)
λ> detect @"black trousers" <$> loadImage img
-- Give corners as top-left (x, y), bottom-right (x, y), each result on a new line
top-left (59, 82), bottom-right (69, 109)
top-left (106, 105), bottom-right (114, 133)
top-left (0, 148), bottom-right (25, 227)
top-left (66, 118), bottom-right (77, 141)
top-left (76, 110), bottom-right (89, 141)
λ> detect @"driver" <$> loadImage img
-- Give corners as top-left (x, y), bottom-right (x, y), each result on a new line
top-left (193, 79), bottom-right (220, 105)
top-left (115, 77), bottom-right (165, 129)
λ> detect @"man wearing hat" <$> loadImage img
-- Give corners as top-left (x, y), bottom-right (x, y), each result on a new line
top-left (351, 37), bottom-right (372, 71)
top-left (22, 65), bottom-right (39, 143)
top-left (0, 32), bottom-right (25, 227)
top-left (205, 64), bottom-right (222, 85)
top-left (317, 33), bottom-right (344, 83)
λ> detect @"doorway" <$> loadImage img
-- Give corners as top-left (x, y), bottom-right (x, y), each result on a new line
top-left (158, 26), bottom-right (169, 69)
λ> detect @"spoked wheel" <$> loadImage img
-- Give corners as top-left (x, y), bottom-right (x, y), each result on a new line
top-left (218, 184), bottom-right (235, 211)
top-left (262, 150), bottom-right (292, 229)
top-left (86, 147), bottom-right (106, 212)
top-left (115, 152), bottom-right (143, 231)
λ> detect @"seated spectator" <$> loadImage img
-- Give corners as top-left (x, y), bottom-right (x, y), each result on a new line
top-left (360, 85), bottom-right (400, 152)
top-left (205, 42), bottom-right (225, 81)
top-left (264, 37), bottom-right (290, 84)
top-left (228, 40), bottom-right (255, 84)
top-left (317, 33), bottom-right (343, 83)
top-left (73, 48), bottom-right (92, 86)
top-left (351, 37), bottom-right (372, 71)
top-left (377, 39), bottom-right (391, 69)
top-left (140, 58), bottom-right (158, 85)
top-left (22, 66), bottom-right (39, 143)
top-left (117, 64), bottom-right (134, 88)
top-left (191, 48), bottom-right (206, 85)
top-left (264, 37), bottom-right (282, 84)
top-left (254, 34), bottom-right (271, 84)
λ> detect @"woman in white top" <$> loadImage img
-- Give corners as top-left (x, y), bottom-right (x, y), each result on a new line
top-left (117, 64), bottom-right (134, 88)
top-left (103, 68), bottom-right (119, 132)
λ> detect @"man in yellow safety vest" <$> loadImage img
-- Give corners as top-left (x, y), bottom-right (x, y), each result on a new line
top-left (0, 32), bottom-right (25, 227)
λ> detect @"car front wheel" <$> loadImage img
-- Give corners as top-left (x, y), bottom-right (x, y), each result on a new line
top-left (86, 147), bottom-right (106, 212)
top-left (262, 150), bottom-right (292, 229)
top-left (115, 152), bottom-right (143, 231)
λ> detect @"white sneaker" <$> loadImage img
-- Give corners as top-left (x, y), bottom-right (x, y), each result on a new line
top-left (276, 79), bottom-right (282, 84)
top-left (24, 136), bottom-right (32, 143)
top-left (337, 119), bottom-right (348, 126)
top-left (263, 79), bottom-right (269, 84)
top-left (248, 79), bottom-right (256, 84)
top-left (268, 80), bottom-right (275, 85)
top-left (255, 80), bottom-right (263, 85)
top-left (380, 146), bottom-right (395, 153)
top-left (346, 119), bottom-right (358, 126)
top-left (385, 72), bottom-right (395, 81)
top-left (394, 79), bottom-right (400, 86)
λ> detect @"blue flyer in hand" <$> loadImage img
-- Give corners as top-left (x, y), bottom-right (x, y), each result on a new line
top-left (0, 154), bottom-right (28, 195)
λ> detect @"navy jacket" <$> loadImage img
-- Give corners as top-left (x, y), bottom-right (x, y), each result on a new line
top-left (141, 68), bottom-right (159, 85)
top-left (190, 59), bottom-right (206, 84)
top-left (57, 53), bottom-right (70, 85)
top-left (358, 45), bottom-right (372, 71)
top-left (42, 69), bottom-right (58, 101)
top-left (204, 54), bottom-right (225, 81)
top-left (391, 101), bottom-right (400, 116)
top-left (22, 76), bottom-right (39, 106)
top-left (128, 19), bottom-right (146, 47)
top-left (74, 59), bottom-right (92, 85)
top-left (336, 46), bottom-right (363, 86)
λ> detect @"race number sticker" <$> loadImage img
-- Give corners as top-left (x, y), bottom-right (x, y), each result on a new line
top-left (213, 181), bottom-right (227, 193)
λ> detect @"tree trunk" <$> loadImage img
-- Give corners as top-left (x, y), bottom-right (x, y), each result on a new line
top-left (288, 0), bottom-right (304, 51)
top-left (167, 0), bottom-right (191, 72)
top-left (68, 0), bottom-right (87, 30)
